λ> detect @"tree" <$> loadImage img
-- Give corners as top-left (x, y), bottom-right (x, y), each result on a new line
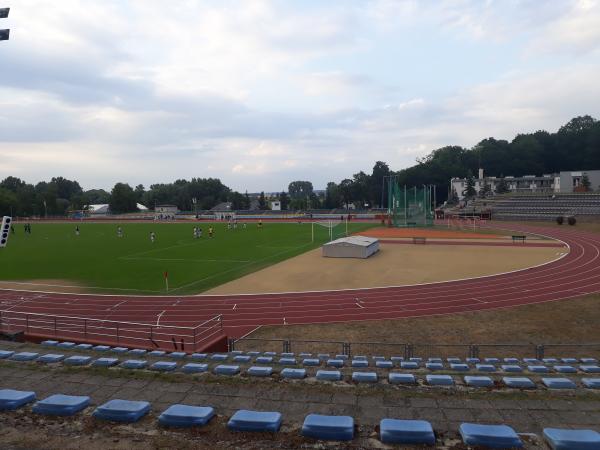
top-left (288, 181), bottom-right (313, 199)
top-left (0, 176), bottom-right (26, 193)
top-left (324, 182), bottom-right (340, 209)
top-left (369, 161), bottom-right (390, 208)
top-left (463, 172), bottom-right (477, 199)
top-left (84, 189), bottom-right (110, 204)
top-left (339, 179), bottom-right (353, 208)
top-left (581, 174), bottom-right (592, 192)
top-left (134, 184), bottom-right (145, 202)
top-left (0, 188), bottom-right (18, 216)
top-left (479, 181), bottom-right (492, 198)
top-left (448, 187), bottom-right (459, 205)
top-left (109, 183), bottom-right (138, 214)
top-left (258, 191), bottom-right (268, 210)
top-left (495, 177), bottom-right (510, 194)
top-left (279, 191), bottom-right (289, 210)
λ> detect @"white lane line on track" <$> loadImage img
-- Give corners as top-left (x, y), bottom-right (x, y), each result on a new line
top-left (156, 310), bottom-right (166, 326)
top-left (108, 300), bottom-right (128, 311)
top-left (233, 304), bottom-right (237, 310)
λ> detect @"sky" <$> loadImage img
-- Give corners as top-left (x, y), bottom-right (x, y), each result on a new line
top-left (1, 0), bottom-right (599, 192)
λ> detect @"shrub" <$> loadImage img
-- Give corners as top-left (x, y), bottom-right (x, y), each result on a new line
top-left (556, 216), bottom-right (564, 225)
top-left (568, 216), bottom-right (576, 226)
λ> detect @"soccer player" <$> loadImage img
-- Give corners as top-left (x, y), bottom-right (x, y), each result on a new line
top-left (150, 231), bottom-right (156, 243)
top-left (198, 227), bottom-right (203, 238)
top-left (193, 226), bottom-right (198, 239)
top-left (117, 226), bottom-right (123, 238)
top-left (75, 225), bottom-right (80, 236)
top-left (258, 220), bottom-right (263, 230)
top-left (208, 226), bottom-right (213, 238)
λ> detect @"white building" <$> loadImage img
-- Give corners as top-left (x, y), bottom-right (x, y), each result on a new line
top-left (450, 169), bottom-right (600, 200)
top-left (271, 201), bottom-right (281, 211)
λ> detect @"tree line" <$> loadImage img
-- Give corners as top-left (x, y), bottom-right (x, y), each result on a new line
top-left (1, 115), bottom-right (598, 216)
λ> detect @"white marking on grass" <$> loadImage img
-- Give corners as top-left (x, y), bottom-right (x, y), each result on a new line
top-left (156, 310), bottom-right (166, 326)
top-left (120, 256), bottom-right (250, 263)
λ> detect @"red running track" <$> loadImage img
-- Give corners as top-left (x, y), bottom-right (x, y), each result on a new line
top-left (0, 223), bottom-right (598, 342)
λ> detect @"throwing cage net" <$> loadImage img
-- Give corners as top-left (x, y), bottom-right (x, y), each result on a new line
top-left (387, 181), bottom-right (435, 228)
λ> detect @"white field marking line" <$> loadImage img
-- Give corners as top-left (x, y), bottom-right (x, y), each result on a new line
top-left (107, 299), bottom-right (128, 311)
top-left (168, 242), bottom-right (313, 293)
top-left (120, 256), bottom-right (250, 263)
top-left (233, 304), bottom-right (237, 310)
top-left (0, 280), bottom-right (162, 294)
top-left (119, 239), bottom-right (208, 259)
top-left (0, 225), bottom-right (575, 299)
top-left (156, 310), bottom-right (166, 326)
top-left (172, 299), bottom-right (181, 306)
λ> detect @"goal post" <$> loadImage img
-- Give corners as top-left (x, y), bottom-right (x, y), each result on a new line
top-left (311, 219), bottom-right (345, 243)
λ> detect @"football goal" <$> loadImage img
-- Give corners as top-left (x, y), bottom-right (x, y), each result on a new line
top-left (311, 218), bottom-right (347, 243)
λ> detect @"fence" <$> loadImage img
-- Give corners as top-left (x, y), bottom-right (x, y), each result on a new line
top-left (229, 337), bottom-right (600, 359)
top-left (0, 310), bottom-right (223, 352)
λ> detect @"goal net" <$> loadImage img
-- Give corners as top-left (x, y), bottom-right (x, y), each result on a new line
top-left (312, 219), bottom-right (345, 242)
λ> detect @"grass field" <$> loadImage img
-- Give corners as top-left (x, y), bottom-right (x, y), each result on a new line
top-left (0, 221), bottom-right (376, 295)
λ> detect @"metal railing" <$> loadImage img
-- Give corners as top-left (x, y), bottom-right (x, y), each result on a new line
top-left (229, 337), bottom-right (600, 359)
top-left (0, 310), bottom-right (223, 352)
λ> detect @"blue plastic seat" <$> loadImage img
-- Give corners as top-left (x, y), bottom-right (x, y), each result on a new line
top-left (465, 376), bottom-right (494, 387)
top-left (247, 366), bottom-right (272, 377)
top-left (37, 354), bottom-right (65, 364)
top-left (182, 363), bottom-right (208, 374)
top-left (246, 351), bottom-right (260, 357)
top-left (460, 423), bottom-right (522, 448)
top-left (561, 358), bottom-right (578, 364)
top-left (93, 345), bottom-right (111, 351)
top-left (0, 389), bottom-right (36, 410)
top-left (380, 419), bottom-right (435, 445)
top-left (528, 365), bottom-right (549, 373)
top-left (298, 352), bottom-right (312, 358)
top-left (523, 358), bottom-right (540, 364)
top-left (409, 357), bottom-right (422, 363)
top-left (327, 359), bottom-right (344, 368)
top-left (352, 372), bottom-right (377, 383)
top-left (93, 399), bottom-right (151, 423)
top-left (33, 394), bottom-right (90, 416)
top-left (10, 352), bottom-right (39, 361)
top-left (542, 378), bottom-right (576, 389)
top-left (233, 355), bottom-right (251, 363)
top-left (159, 404), bottom-right (214, 427)
top-left (554, 365), bottom-right (577, 373)
top-left (503, 377), bottom-right (536, 389)
top-left (450, 363), bottom-right (469, 371)
top-left (466, 357), bottom-right (480, 364)
top-left (376, 360), bottom-right (393, 369)
top-left (302, 414), bottom-right (354, 441)
top-left (372, 356), bottom-right (385, 361)
top-left (580, 365), bottom-right (600, 373)
top-left (190, 353), bottom-right (207, 360)
top-left (151, 361), bottom-right (177, 372)
top-left (280, 368), bottom-right (306, 379)
top-left (302, 358), bottom-right (320, 366)
top-left (120, 359), bottom-right (147, 369)
top-left (91, 357), bottom-right (119, 367)
top-left (428, 357), bottom-right (442, 363)
top-left (41, 340), bottom-right (59, 346)
top-left (543, 358), bottom-right (559, 365)
top-left (64, 355), bottom-right (92, 366)
top-left (278, 358), bottom-right (296, 366)
top-left (210, 354), bottom-right (228, 361)
top-left (389, 373), bottom-right (416, 384)
top-left (0, 350), bottom-right (15, 359)
top-left (57, 342), bottom-right (76, 349)
top-left (148, 350), bottom-right (166, 357)
top-left (476, 364), bottom-right (496, 372)
top-left (391, 356), bottom-right (404, 363)
top-left (169, 352), bottom-right (187, 359)
top-left (335, 354), bottom-right (348, 360)
top-left (353, 355), bottom-right (367, 360)
top-left (401, 361), bottom-right (418, 369)
top-left (581, 378), bottom-right (600, 389)
top-left (229, 350), bottom-right (243, 356)
top-left (263, 351), bottom-right (277, 357)
top-left (316, 370), bottom-right (341, 381)
top-left (111, 347), bottom-right (129, 354)
top-left (280, 352), bottom-right (294, 358)
top-left (128, 349), bottom-right (147, 356)
top-left (503, 358), bottom-right (519, 364)
top-left (256, 356), bottom-right (273, 364)
top-left (447, 357), bottom-right (461, 364)
top-left (501, 365), bottom-right (523, 373)
top-left (484, 358), bottom-right (500, 364)
top-left (352, 360), bottom-right (369, 368)
top-left (543, 428), bottom-right (600, 450)
top-left (227, 409), bottom-right (282, 432)
top-left (426, 375), bottom-right (454, 386)
top-left (214, 365), bottom-right (240, 375)
top-left (426, 362), bottom-right (443, 371)
top-left (75, 343), bottom-right (93, 350)
top-left (581, 358), bottom-right (598, 364)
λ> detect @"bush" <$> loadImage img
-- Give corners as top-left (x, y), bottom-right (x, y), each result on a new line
top-left (556, 216), bottom-right (564, 225)
top-left (568, 216), bottom-right (576, 226)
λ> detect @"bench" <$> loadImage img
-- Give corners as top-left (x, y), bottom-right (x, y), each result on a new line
top-left (412, 237), bottom-right (427, 244)
top-left (512, 235), bottom-right (526, 243)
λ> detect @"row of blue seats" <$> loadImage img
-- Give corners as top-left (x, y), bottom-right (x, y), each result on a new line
top-left (38, 341), bottom-right (599, 365)
top-left (4, 349), bottom-right (600, 388)
top-left (1, 388), bottom-right (598, 447)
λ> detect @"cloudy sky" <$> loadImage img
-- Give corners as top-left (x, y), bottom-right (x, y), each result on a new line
top-left (1, 0), bottom-right (599, 192)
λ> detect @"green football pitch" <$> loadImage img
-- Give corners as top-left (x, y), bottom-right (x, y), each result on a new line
top-left (0, 221), bottom-right (377, 295)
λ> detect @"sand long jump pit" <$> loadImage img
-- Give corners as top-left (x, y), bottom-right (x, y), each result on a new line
top-left (206, 227), bottom-right (568, 295)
